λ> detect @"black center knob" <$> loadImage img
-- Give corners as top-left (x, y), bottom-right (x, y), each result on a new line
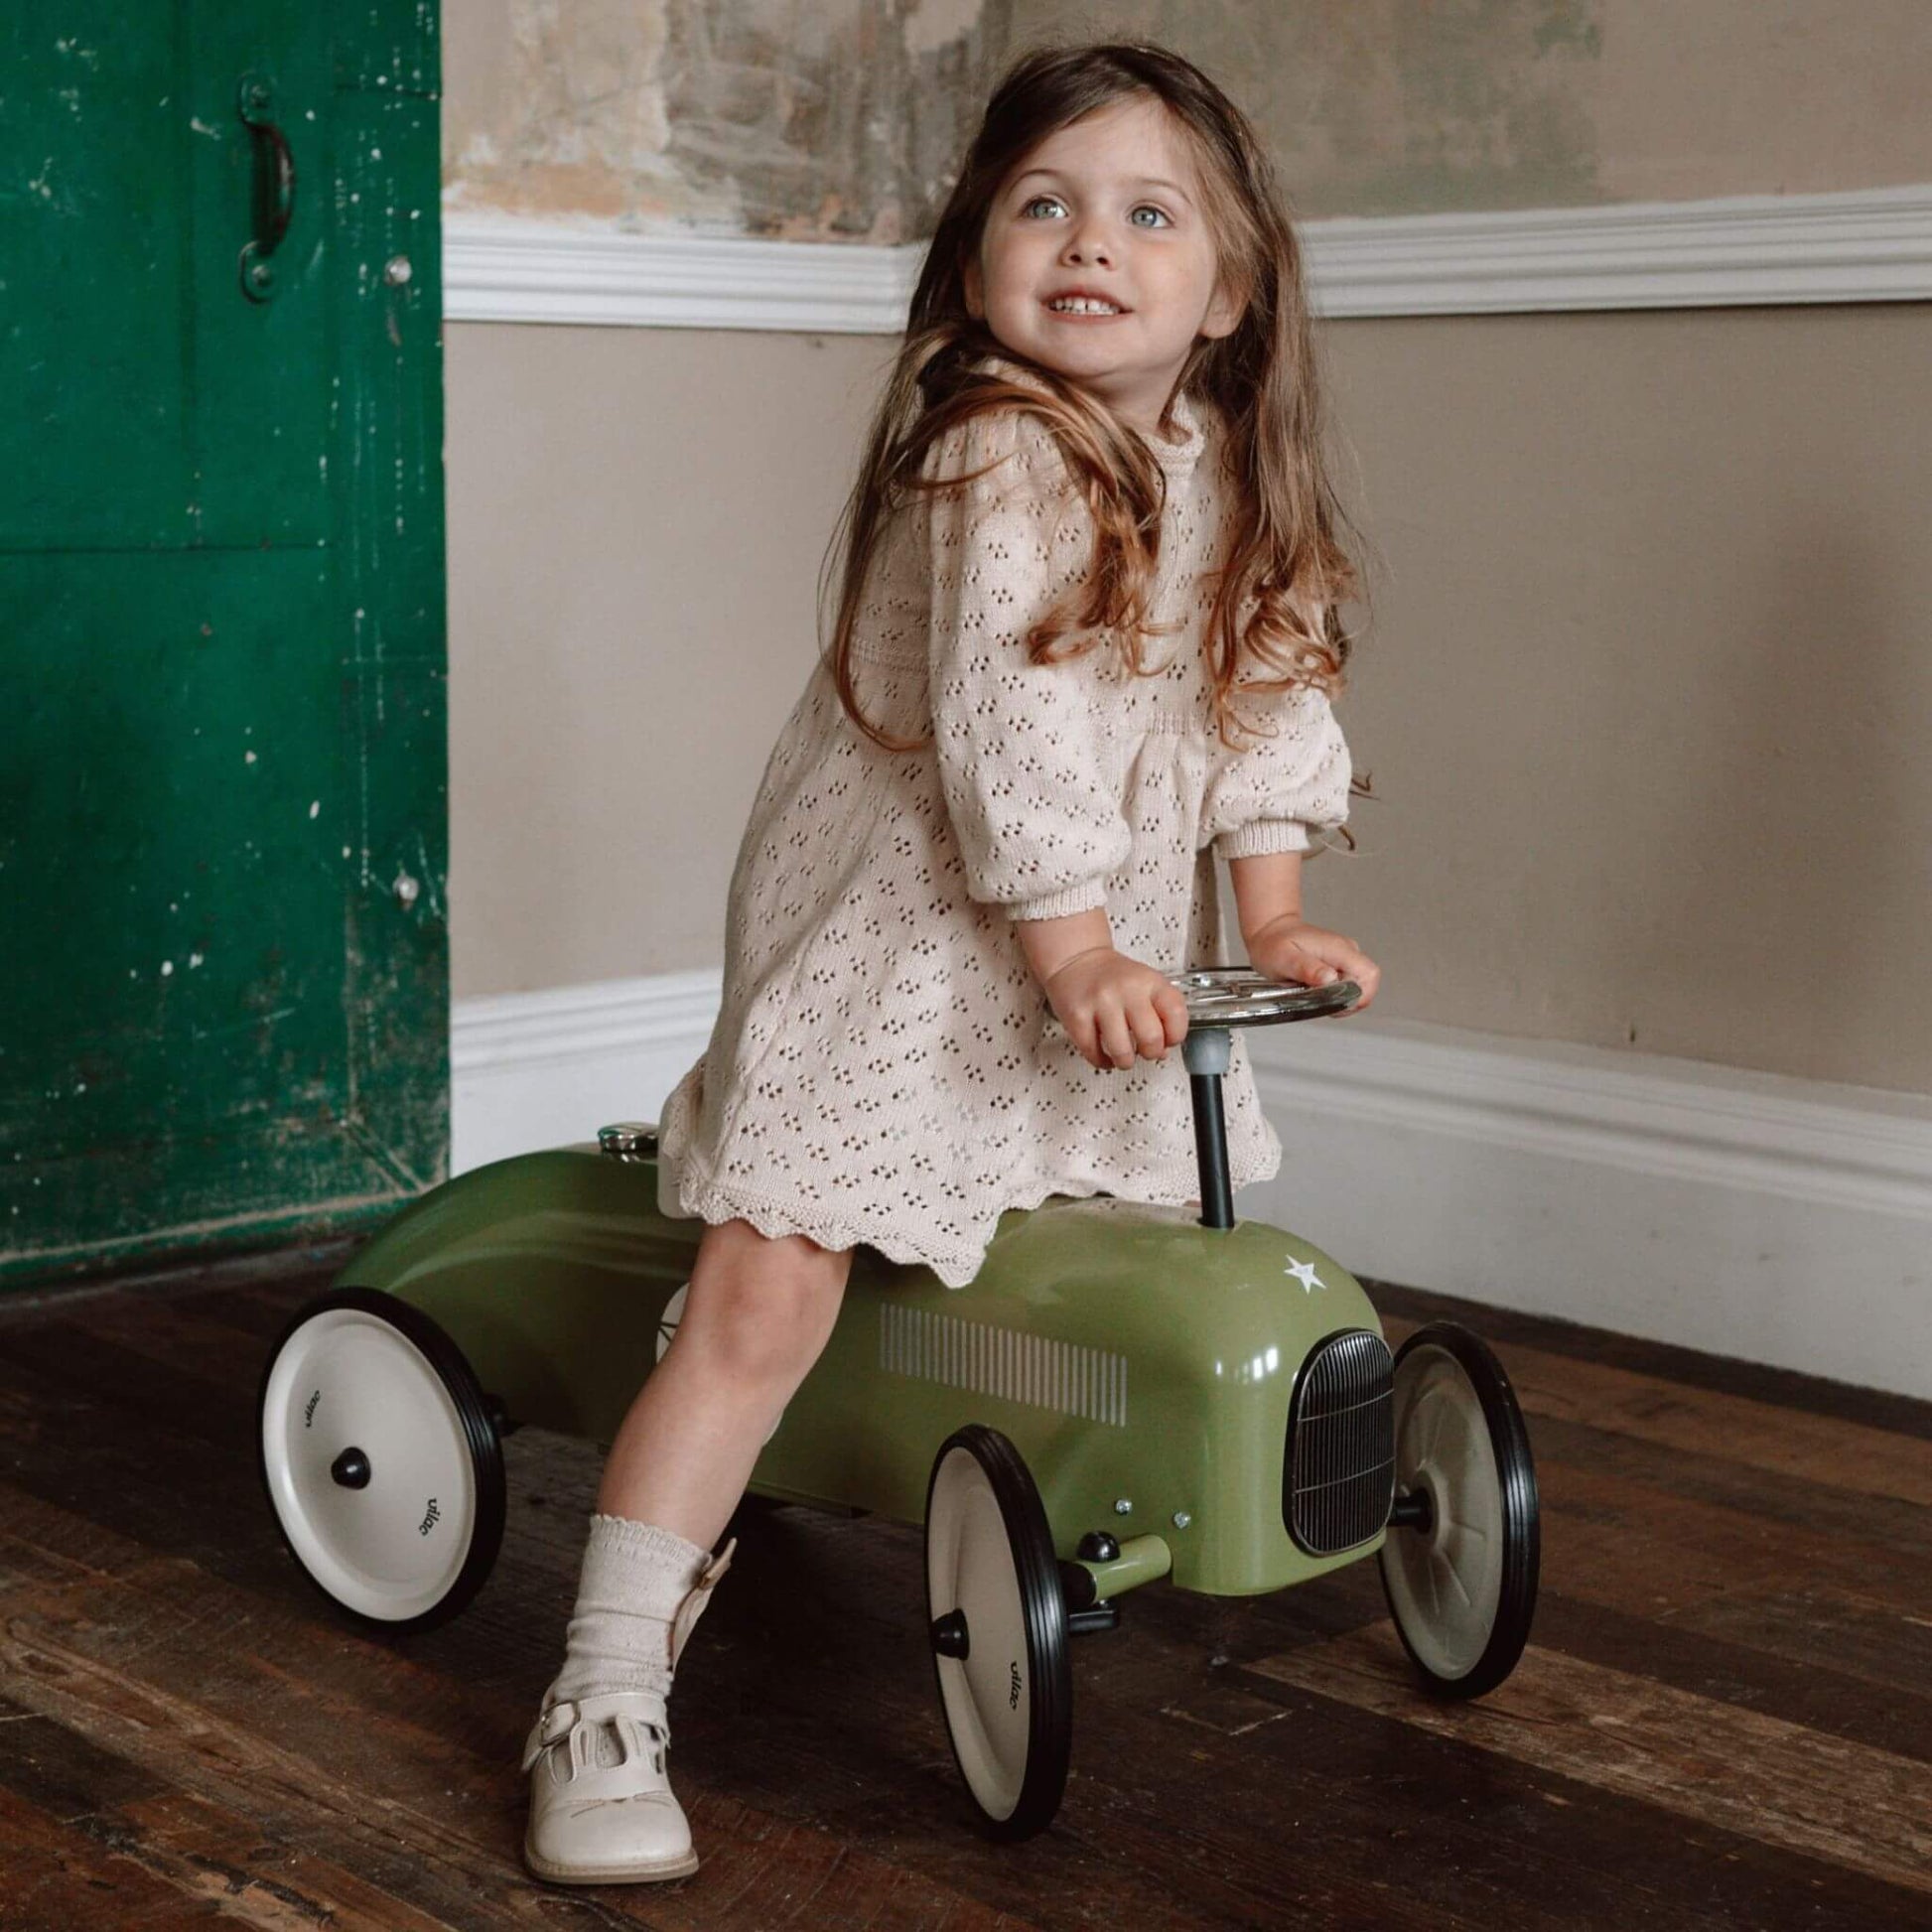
top-left (929, 1609), bottom-right (970, 1660)
top-left (330, 1447), bottom-right (371, 1489)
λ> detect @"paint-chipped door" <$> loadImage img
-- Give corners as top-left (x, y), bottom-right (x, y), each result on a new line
top-left (0, 2), bottom-right (448, 1285)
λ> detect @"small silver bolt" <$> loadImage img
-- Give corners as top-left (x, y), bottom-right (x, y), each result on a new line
top-left (1172, 1511), bottom-right (1191, 1530)
top-left (1112, 1498), bottom-right (1132, 1516)
top-left (392, 872), bottom-right (420, 907)
top-left (384, 253), bottom-right (413, 287)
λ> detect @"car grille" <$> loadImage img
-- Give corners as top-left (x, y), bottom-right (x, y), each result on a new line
top-left (1284, 1328), bottom-right (1395, 1556)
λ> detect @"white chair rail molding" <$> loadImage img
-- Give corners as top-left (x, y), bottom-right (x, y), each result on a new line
top-left (442, 182), bottom-right (1932, 330)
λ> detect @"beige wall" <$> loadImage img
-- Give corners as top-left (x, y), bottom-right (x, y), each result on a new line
top-left (445, 304), bottom-right (1932, 1094)
top-left (445, 1), bottom-right (1932, 230)
top-left (446, 327), bottom-right (894, 989)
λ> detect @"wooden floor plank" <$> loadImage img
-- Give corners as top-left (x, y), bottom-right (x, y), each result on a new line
top-left (0, 1619), bottom-right (554, 1930)
top-left (1668, 1584), bottom-right (1932, 1705)
top-left (1531, 1452), bottom-right (1932, 1621)
top-left (1520, 1408), bottom-right (1932, 1567)
top-left (1245, 1625), bottom-right (1932, 1899)
top-left (0, 1784), bottom-right (223, 1929)
top-left (0, 1696), bottom-right (174, 1818)
top-left (1527, 1587), bottom-right (1932, 1765)
top-left (114, 1790), bottom-right (481, 1932)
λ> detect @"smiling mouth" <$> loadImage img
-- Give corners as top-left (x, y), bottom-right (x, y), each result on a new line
top-left (1043, 297), bottom-right (1129, 318)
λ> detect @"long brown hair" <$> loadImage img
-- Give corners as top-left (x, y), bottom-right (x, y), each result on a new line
top-left (819, 40), bottom-right (1371, 770)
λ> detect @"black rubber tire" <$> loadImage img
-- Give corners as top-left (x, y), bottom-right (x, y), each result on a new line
top-left (256, 1287), bottom-right (506, 1634)
top-left (923, 1423), bottom-right (1072, 1842)
top-left (1377, 1319), bottom-right (1539, 1700)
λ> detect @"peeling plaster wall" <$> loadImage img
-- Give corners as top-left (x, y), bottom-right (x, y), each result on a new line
top-left (444, 2), bottom-right (1932, 232)
top-left (1011, 0), bottom-right (1932, 215)
top-left (442, 0), bottom-right (1013, 238)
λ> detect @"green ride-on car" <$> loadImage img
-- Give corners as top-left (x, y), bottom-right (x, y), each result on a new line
top-left (258, 967), bottom-right (1541, 1841)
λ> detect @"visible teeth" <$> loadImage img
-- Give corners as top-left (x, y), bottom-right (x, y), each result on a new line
top-left (1048, 297), bottom-right (1122, 315)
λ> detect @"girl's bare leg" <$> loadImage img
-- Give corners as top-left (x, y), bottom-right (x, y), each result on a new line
top-left (595, 1215), bottom-right (854, 1551)
top-left (524, 1218), bottom-right (852, 1883)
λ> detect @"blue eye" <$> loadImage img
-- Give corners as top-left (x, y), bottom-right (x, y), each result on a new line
top-left (1017, 195), bottom-right (1172, 226)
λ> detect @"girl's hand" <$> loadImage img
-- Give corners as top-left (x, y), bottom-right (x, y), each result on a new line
top-left (1042, 946), bottom-right (1190, 1071)
top-left (1247, 915), bottom-right (1381, 1017)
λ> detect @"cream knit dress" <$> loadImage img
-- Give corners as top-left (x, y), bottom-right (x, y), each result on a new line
top-left (654, 354), bottom-right (1353, 1287)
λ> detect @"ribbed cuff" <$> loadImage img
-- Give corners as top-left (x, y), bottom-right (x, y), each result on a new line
top-left (1214, 818), bottom-right (1314, 861)
top-left (586, 1514), bottom-right (711, 1574)
top-left (1003, 878), bottom-right (1110, 921)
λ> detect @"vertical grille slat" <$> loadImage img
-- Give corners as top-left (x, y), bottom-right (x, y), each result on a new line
top-left (1283, 1328), bottom-right (1394, 1556)
top-left (879, 1305), bottom-right (1129, 1428)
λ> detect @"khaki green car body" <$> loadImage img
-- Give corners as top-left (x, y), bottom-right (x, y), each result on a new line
top-left (337, 1139), bottom-right (1387, 1601)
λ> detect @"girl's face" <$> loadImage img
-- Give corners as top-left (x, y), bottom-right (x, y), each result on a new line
top-left (964, 94), bottom-right (1244, 438)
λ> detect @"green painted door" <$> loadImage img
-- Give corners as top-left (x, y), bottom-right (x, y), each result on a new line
top-left (1, 2), bottom-right (448, 1285)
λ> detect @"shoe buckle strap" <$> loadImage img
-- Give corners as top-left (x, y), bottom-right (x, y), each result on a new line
top-left (669, 1533), bottom-right (737, 1670)
top-left (522, 1689), bottom-right (672, 1775)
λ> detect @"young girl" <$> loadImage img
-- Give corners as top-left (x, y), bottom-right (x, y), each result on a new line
top-left (522, 41), bottom-right (1381, 1885)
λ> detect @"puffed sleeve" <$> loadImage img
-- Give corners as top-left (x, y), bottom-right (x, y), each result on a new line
top-left (924, 407), bottom-right (1134, 921)
top-left (1198, 677), bottom-right (1352, 861)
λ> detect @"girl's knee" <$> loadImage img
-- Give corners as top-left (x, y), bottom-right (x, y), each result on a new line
top-left (681, 1221), bottom-right (851, 1377)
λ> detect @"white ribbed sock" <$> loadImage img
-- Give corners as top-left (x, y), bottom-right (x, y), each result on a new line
top-left (543, 1514), bottom-right (713, 1710)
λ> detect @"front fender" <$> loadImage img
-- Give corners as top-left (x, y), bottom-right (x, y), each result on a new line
top-left (329, 1144), bottom-right (700, 1441)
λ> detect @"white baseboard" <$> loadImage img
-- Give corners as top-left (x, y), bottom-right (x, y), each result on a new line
top-left (453, 972), bottom-right (1932, 1402)
top-left (443, 183), bottom-right (1932, 330)
top-left (1238, 1021), bottom-right (1932, 1404)
top-left (451, 967), bottom-right (723, 1178)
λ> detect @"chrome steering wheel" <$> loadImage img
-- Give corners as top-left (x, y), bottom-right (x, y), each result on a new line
top-left (1168, 965), bottom-right (1361, 1028)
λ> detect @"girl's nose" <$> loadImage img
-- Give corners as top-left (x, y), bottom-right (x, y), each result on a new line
top-left (1062, 223), bottom-right (1114, 268)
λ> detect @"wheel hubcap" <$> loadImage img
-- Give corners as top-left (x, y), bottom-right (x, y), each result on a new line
top-left (260, 1305), bottom-right (479, 1621)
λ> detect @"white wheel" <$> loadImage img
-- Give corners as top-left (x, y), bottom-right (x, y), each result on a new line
top-left (258, 1290), bottom-right (504, 1629)
top-left (924, 1425), bottom-right (1069, 1841)
top-left (658, 1279), bottom-right (782, 1445)
top-left (1378, 1322), bottom-right (1538, 1697)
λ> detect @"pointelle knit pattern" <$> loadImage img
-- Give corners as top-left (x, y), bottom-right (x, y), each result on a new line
top-left (654, 353), bottom-right (1353, 1286)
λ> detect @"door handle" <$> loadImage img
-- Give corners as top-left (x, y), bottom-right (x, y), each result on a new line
top-left (237, 72), bottom-right (297, 302)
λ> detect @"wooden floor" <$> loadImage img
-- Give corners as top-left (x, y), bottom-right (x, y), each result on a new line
top-left (2, 1244), bottom-right (1929, 1931)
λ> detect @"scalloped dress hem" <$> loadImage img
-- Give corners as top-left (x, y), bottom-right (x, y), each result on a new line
top-left (661, 1135), bottom-right (1287, 1291)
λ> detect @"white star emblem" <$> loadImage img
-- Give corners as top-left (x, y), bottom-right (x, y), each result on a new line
top-left (1284, 1256), bottom-right (1327, 1295)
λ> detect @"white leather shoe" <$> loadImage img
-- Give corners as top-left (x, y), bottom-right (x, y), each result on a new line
top-left (522, 1537), bottom-right (735, 1885)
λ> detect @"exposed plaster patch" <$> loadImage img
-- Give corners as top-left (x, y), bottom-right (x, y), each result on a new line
top-left (444, 0), bottom-right (1009, 240)
top-left (904, 0), bottom-right (984, 58)
top-left (1008, 0), bottom-right (1603, 217)
top-left (1275, 0), bottom-right (1601, 213)
top-left (444, 0), bottom-right (719, 225)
